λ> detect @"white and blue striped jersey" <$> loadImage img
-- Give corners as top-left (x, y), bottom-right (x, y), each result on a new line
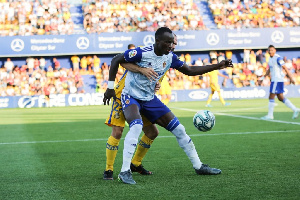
top-left (122, 45), bottom-right (184, 101)
top-left (268, 54), bottom-right (285, 82)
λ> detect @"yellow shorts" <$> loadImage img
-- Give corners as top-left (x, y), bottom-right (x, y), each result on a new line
top-left (210, 83), bottom-right (220, 92)
top-left (105, 96), bottom-right (152, 128)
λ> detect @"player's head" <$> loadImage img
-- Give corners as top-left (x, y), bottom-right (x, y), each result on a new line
top-left (128, 44), bottom-right (136, 50)
top-left (171, 33), bottom-right (177, 52)
top-left (211, 58), bottom-right (218, 64)
top-left (154, 27), bottom-right (174, 55)
top-left (268, 45), bottom-right (276, 57)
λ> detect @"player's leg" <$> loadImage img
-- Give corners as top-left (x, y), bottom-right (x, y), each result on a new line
top-left (261, 82), bottom-right (277, 120)
top-left (103, 98), bottom-right (126, 180)
top-left (118, 95), bottom-right (143, 184)
top-left (155, 112), bottom-right (221, 175)
top-left (261, 93), bottom-right (276, 120)
top-left (131, 121), bottom-right (158, 175)
top-left (143, 96), bottom-right (221, 175)
top-left (103, 125), bottom-right (123, 180)
top-left (277, 93), bottom-right (300, 119)
top-left (206, 89), bottom-right (214, 107)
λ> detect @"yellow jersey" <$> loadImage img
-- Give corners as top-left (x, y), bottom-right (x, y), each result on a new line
top-left (207, 70), bottom-right (219, 84)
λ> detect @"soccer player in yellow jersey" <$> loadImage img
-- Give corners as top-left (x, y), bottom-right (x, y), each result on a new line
top-left (205, 58), bottom-right (231, 107)
top-left (103, 37), bottom-right (178, 180)
top-left (158, 74), bottom-right (172, 105)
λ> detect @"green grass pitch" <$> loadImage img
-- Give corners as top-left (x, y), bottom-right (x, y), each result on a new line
top-left (0, 98), bottom-right (299, 200)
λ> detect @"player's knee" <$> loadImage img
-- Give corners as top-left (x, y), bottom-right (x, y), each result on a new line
top-left (166, 117), bottom-right (180, 132)
top-left (143, 125), bottom-right (159, 139)
top-left (111, 126), bottom-right (124, 139)
top-left (166, 117), bottom-right (187, 139)
top-left (129, 119), bottom-right (143, 133)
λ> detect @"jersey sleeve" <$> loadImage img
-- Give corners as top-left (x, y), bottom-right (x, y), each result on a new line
top-left (170, 53), bottom-right (184, 69)
top-left (124, 47), bottom-right (142, 63)
top-left (277, 57), bottom-right (285, 66)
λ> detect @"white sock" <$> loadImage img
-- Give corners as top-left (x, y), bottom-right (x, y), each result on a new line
top-left (121, 123), bottom-right (143, 172)
top-left (268, 100), bottom-right (275, 117)
top-left (171, 124), bottom-right (202, 169)
top-left (283, 99), bottom-right (297, 111)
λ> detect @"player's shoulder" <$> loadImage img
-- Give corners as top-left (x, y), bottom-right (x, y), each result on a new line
top-left (140, 45), bottom-right (154, 53)
top-left (274, 54), bottom-right (281, 59)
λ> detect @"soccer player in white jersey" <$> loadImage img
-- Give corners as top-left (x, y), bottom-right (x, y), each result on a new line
top-left (103, 27), bottom-right (233, 184)
top-left (261, 45), bottom-right (299, 120)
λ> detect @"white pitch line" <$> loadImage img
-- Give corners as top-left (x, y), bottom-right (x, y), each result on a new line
top-left (0, 130), bottom-right (299, 145)
top-left (170, 107), bottom-right (300, 126)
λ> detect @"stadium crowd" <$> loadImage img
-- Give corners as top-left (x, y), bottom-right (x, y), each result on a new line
top-left (1, 51), bottom-right (299, 97)
top-left (209, 0), bottom-right (300, 29)
top-left (1, 0), bottom-right (299, 36)
top-left (0, 0), bottom-right (74, 36)
top-left (82, 0), bottom-right (206, 33)
top-left (0, 57), bottom-right (84, 96)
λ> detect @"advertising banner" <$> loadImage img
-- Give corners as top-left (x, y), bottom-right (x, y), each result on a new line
top-left (1, 85), bottom-right (299, 109)
top-left (1, 27), bottom-right (299, 57)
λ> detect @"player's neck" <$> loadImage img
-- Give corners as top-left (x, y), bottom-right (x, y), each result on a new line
top-left (153, 44), bottom-right (163, 56)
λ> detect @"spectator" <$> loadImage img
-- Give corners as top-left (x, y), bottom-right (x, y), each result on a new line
top-left (243, 49), bottom-right (250, 64)
top-left (39, 57), bottom-right (46, 70)
top-left (53, 58), bottom-right (61, 70)
top-left (195, 58), bottom-right (203, 66)
top-left (4, 58), bottom-right (14, 73)
top-left (71, 55), bottom-right (80, 71)
top-left (80, 56), bottom-right (88, 71)
top-left (185, 54), bottom-right (192, 65)
top-left (93, 55), bottom-right (101, 73)
top-left (225, 50), bottom-right (233, 60)
top-left (249, 50), bottom-right (256, 65)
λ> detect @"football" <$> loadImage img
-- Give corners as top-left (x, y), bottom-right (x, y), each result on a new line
top-left (193, 110), bottom-right (215, 132)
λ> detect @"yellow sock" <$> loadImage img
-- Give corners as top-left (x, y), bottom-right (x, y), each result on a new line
top-left (218, 91), bottom-right (225, 105)
top-left (131, 134), bottom-right (153, 167)
top-left (105, 136), bottom-right (120, 171)
top-left (207, 94), bottom-right (213, 105)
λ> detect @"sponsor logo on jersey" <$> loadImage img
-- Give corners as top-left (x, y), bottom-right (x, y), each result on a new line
top-left (129, 50), bottom-right (137, 58)
top-left (114, 111), bottom-right (120, 119)
top-left (125, 99), bottom-right (130, 104)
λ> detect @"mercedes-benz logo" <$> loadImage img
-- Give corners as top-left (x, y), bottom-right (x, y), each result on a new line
top-left (143, 35), bottom-right (155, 46)
top-left (76, 37), bottom-right (89, 49)
top-left (206, 33), bottom-right (219, 46)
top-left (271, 31), bottom-right (284, 44)
top-left (11, 39), bottom-right (24, 52)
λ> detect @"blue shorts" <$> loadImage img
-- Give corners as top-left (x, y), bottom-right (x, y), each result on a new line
top-left (121, 94), bottom-right (171, 123)
top-left (270, 82), bottom-right (284, 94)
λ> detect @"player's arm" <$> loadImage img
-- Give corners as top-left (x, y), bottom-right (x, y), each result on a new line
top-left (282, 65), bottom-right (295, 84)
top-left (121, 63), bottom-right (158, 81)
top-left (177, 60), bottom-right (233, 76)
top-left (103, 53), bottom-right (126, 105)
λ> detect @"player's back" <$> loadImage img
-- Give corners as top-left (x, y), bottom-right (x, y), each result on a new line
top-left (268, 54), bottom-right (285, 82)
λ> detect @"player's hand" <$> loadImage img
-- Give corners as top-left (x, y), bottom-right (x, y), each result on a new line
top-left (291, 79), bottom-right (295, 85)
top-left (154, 81), bottom-right (161, 92)
top-left (139, 67), bottom-right (158, 81)
top-left (103, 89), bottom-right (116, 105)
top-left (219, 59), bottom-right (233, 69)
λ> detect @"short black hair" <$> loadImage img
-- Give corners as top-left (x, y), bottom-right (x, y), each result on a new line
top-left (155, 27), bottom-right (172, 39)
top-left (268, 45), bottom-right (275, 49)
top-left (128, 44), bottom-right (136, 49)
